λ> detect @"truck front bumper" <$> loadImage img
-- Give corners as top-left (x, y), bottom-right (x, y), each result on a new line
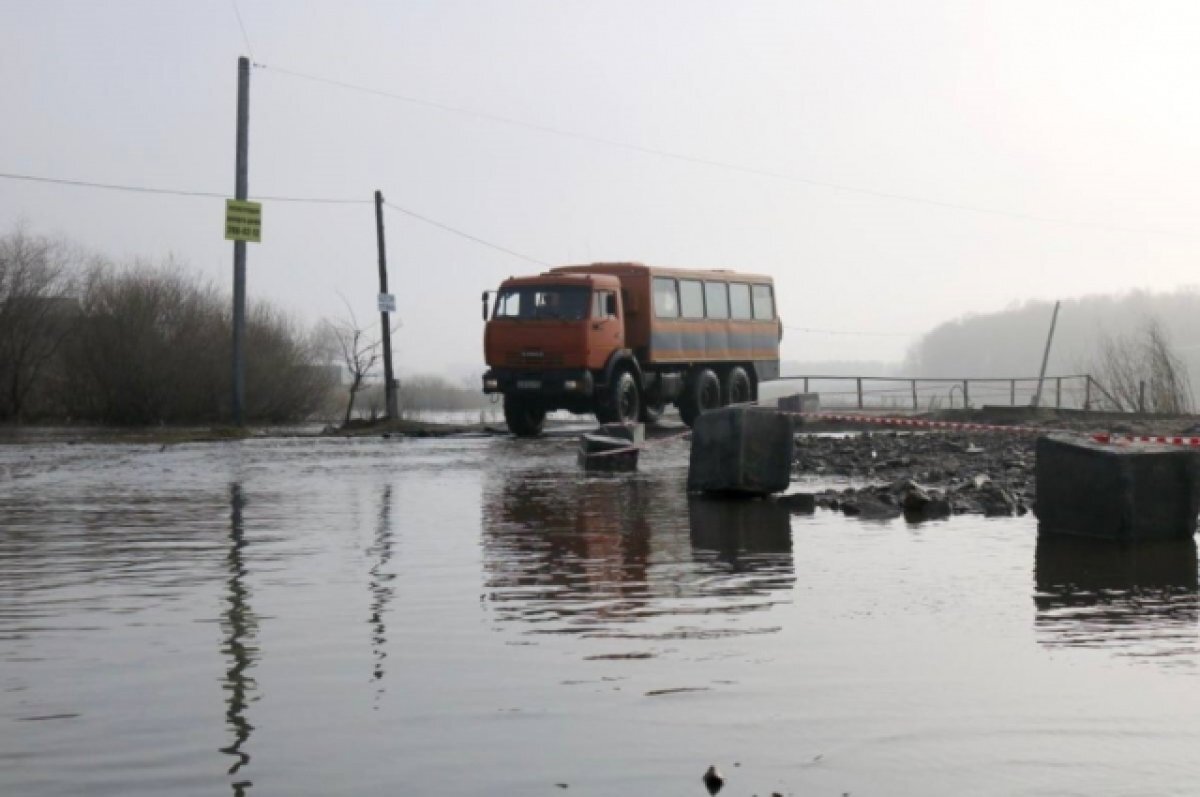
top-left (482, 368), bottom-right (594, 397)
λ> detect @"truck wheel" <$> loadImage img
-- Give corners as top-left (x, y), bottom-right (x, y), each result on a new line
top-left (724, 366), bottom-right (752, 406)
top-left (678, 368), bottom-right (721, 427)
top-left (504, 395), bottom-right (546, 437)
top-left (596, 370), bottom-right (641, 425)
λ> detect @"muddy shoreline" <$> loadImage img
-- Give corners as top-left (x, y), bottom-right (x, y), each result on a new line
top-left (790, 414), bottom-right (1200, 521)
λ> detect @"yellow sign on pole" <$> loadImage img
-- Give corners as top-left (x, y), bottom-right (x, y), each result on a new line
top-left (225, 199), bottom-right (262, 243)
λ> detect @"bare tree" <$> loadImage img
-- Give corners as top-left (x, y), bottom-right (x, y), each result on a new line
top-left (323, 303), bottom-right (382, 426)
top-left (1093, 319), bottom-right (1193, 414)
top-left (0, 228), bottom-right (77, 422)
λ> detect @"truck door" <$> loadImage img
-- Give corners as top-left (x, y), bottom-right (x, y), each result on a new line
top-left (587, 289), bottom-right (624, 370)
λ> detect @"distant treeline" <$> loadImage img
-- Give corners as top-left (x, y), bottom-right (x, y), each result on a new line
top-left (0, 228), bottom-right (335, 424)
top-left (903, 289), bottom-right (1200, 411)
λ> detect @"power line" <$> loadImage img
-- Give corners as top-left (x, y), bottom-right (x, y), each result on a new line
top-left (0, 170), bottom-right (370, 204)
top-left (255, 62), bottom-right (1195, 239)
top-left (382, 201), bottom-right (550, 267)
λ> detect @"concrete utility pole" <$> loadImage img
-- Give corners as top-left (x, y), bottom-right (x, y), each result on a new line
top-left (375, 190), bottom-right (399, 420)
top-left (231, 56), bottom-right (250, 426)
top-left (1032, 300), bottom-right (1061, 409)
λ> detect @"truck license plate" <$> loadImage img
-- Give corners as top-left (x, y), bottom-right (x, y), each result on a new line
top-left (517, 379), bottom-right (541, 390)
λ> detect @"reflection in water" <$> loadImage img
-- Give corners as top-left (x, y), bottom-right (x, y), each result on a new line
top-left (481, 470), bottom-right (794, 637)
top-left (1035, 533), bottom-right (1199, 660)
top-left (688, 496), bottom-right (793, 578)
top-left (219, 484), bottom-right (258, 794)
top-left (368, 485), bottom-right (395, 702)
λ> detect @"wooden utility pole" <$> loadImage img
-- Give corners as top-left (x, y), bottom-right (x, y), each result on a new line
top-left (375, 190), bottom-right (398, 420)
top-left (1032, 300), bottom-right (1060, 409)
top-left (231, 56), bottom-right (250, 426)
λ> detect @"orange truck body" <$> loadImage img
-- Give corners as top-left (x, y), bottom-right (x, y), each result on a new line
top-left (482, 262), bottom-right (781, 434)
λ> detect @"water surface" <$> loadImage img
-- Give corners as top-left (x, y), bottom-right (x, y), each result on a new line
top-left (2, 432), bottom-right (1199, 795)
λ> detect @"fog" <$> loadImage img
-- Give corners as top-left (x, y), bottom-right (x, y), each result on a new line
top-left (4, 2), bottom-right (1200, 379)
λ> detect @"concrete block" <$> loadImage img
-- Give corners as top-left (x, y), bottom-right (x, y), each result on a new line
top-left (687, 407), bottom-right (793, 496)
top-left (596, 422), bottom-right (645, 445)
top-left (1035, 434), bottom-right (1200, 542)
top-left (777, 393), bottom-right (820, 413)
top-left (578, 433), bottom-right (638, 472)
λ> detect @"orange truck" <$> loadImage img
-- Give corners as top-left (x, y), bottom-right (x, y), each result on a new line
top-left (482, 262), bottom-right (781, 435)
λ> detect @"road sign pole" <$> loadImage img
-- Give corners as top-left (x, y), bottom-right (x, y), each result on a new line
top-left (375, 190), bottom-right (398, 420)
top-left (231, 56), bottom-right (250, 426)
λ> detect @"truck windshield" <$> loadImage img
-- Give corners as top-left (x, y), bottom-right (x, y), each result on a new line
top-left (493, 285), bottom-right (590, 321)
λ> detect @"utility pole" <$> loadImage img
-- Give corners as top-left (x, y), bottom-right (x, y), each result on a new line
top-left (231, 56), bottom-right (250, 426)
top-left (1032, 300), bottom-right (1060, 409)
top-left (375, 190), bottom-right (399, 420)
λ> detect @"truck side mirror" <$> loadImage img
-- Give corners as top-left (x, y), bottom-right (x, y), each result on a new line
top-left (605, 293), bottom-right (617, 317)
top-left (481, 291), bottom-right (489, 321)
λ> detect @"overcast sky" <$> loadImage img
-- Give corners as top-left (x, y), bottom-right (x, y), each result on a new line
top-left (3, 1), bottom-right (1198, 377)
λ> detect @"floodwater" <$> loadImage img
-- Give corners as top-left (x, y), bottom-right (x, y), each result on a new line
top-left (2, 430), bottom-right (1200, 796)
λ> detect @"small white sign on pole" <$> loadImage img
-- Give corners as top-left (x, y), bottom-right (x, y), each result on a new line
top-left (378, 293), bottom-right (396, 314)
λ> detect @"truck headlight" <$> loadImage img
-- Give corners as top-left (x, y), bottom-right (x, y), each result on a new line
top-left (484, 378), bottom-right (499, 390)
top-left (564, 380), bottom-right (578, 391)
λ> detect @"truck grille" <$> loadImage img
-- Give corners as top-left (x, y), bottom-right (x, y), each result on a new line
top-left (506, 352), bottom-right (564, 367)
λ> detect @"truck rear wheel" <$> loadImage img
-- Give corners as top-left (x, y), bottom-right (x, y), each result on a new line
top-left (596, 369), bottom-right (641, 425)
top-left (504, 395), bottom-right (546, 437)
top-left (724, 366), bottom-right (752, 406)
top-left (678, 368), bottom-right (721, 427)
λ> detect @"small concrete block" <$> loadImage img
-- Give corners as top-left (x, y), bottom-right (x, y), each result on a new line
top-left (687, 406), bottom-right (794, 496)
top-left (596, 422), bottom-right (645, 445)
top-left (578, 433), bottom-right (638, 472)
top-left (777, 393), bottom-right (820, 413)
top-left (1035, 434), bottom-right (1200, 541)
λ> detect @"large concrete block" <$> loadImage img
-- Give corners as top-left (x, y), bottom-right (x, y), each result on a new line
top-left (596, 422), bottom-right (645, 445)
top-left (578, 433), bottom-right (638, 472)
top-left (777, 393), bottom-right (820, 414)
top-left (687, 407), bottom-right (794, 496)
top-left (1035, 434), bottom-right (1200, 541)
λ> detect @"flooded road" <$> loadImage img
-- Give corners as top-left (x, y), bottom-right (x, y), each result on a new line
top-left (3, 432), bottom-right (1200, 795)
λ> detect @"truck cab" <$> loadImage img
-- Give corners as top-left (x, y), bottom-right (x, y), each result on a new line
top-left (483, 272), bottom-right (634, 435)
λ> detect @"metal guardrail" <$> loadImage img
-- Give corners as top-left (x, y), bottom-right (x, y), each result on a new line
top-left (773, 374), bottom-right (1105, 411)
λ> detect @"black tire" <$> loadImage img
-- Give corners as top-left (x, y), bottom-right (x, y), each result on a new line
top-left (595, 370), bottom-right (641, 425)
top-left (724, 366), bottom-right (752, 406)
top-left (678, 368), bottom-right (721, 427)
top-left (504, 395), bottom-right (546, 437)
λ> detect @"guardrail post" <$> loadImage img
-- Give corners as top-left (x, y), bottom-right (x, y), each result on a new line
top-left (803, 377), bottom-right (809, 393)
top-left (1010, 379), bottom-right (1016, 406)
top-left (856, 377), bottom-right (863, 409)
top-left (1055, 376), bottom-right (1062, 409)
top-left (911, 379), bottom-right (918, 410)
top-left (963, 379), bottom-right (969, 408)
top-left (1084, 376), bottom-right (1092, 410)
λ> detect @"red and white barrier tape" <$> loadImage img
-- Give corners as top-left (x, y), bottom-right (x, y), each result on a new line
top-left (1092, 433), bottom-right (1200, 447)
top-left (793, 411), bottom-right (1200, 448)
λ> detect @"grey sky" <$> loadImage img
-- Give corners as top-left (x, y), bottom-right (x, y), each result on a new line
top-left (3, 1), bottom-right (1198, 377)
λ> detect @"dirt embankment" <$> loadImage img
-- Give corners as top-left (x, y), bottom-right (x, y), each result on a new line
top-left (790, 415), bottom-right (1200, 521)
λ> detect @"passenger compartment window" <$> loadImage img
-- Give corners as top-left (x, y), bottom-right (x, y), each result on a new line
top-left (653, 277), bottom-right (679, 318)
top-left (679, 279), bottom-right (704, 319)
top-left (729, 283), bottom-right (752, 319)
top-left (704, 282), bottom-right (729, 319)
top-left (752, 284), bottom-right (775, 320)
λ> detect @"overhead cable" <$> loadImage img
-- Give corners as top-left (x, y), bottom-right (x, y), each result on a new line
top-left (255, 63), bottom-right (1193, 238)
top-left (0, 170), bottom-right (370, 204)
top-left (382, 201), bottom-right (550, 267)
